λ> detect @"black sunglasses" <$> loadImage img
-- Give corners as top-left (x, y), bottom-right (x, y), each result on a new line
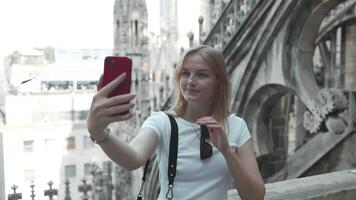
top-left (200, 125), bottom-right (212, 160)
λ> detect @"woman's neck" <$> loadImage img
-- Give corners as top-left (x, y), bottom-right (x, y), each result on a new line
top-left (180, 103), bottom-right (212, 123)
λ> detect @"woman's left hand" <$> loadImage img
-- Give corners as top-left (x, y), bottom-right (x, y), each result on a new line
top-left (196, 117), bottom-right (231, 155)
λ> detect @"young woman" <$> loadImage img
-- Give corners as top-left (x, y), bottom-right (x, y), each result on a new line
top-left (87, 45), bottom-right (265, 200)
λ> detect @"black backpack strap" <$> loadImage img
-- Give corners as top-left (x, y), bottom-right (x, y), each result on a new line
top-left (137, 112), bottom-right (179, 200)
top-left (165, 113), bottom-right (178, 200)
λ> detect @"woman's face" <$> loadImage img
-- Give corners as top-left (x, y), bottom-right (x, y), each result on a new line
top-left (179, 54), bottom-right (219, 106)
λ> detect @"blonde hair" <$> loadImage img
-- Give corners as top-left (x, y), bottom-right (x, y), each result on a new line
top-left (172, 45), bottom-right (230, 122)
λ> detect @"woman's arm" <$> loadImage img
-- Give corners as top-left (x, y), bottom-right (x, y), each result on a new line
top-left (97, 127), bottom-right (159, 171)
top-left (223, 140), bottom-right (265, 200)
top-left (87, 73), bottom-right (158, 171)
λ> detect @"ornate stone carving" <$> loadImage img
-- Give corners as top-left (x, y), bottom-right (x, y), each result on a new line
top-left (44, 181), bottom-right (58, 200)
top-left (30, 182), bottom-right (35, 200)
top-left (203, 0), bottom-right (261, 49)
top-left (316, 88), bottom-right (348, 117)
top-left (304, 88), bottom-right (348, 134)
top-left (78, 178), bottom-right (92, 200)
top-left (325, 116), bottom-right (347, 135)
top-left (320, 0), bottom-right (356, 29)
top-left (8, 185), bottom-right (22, 200)
top-left (103, 161), bottom-right (114, 200)
top-left (64, 179), bottom-right (72, 200)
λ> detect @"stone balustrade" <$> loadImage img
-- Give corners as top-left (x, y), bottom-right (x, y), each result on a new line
top-left (228, 169), bottom-right (356, 200)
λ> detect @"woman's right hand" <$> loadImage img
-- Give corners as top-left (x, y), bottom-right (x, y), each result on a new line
top-left (87, 73), bottom-right (135, 138)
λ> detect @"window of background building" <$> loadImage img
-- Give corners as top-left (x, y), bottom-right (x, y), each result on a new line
top-left (24, 169), bottom-right (35, 182)
top-left (23, 140), bottom-right (34, 152)
top-left (84, 163), bottom-right (92, 176)
top-left (65, 165), bottom-right (76, 178)
top-left (83, 135), bottom-right (94, 149)
top-left (65, 137), bottom-right (75, 150)
top-left (44, 138), bottom-right (56, 151)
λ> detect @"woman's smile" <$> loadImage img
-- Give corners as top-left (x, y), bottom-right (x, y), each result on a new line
top-left (185, 88), bottom-right (200, 93)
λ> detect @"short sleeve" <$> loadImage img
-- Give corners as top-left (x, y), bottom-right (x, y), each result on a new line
top-left (236, 119), bottom-right (251, 147)
top-left (227, 115), bottom-right (252, 149)
top-left (140, 111), bottom-right (166, 140)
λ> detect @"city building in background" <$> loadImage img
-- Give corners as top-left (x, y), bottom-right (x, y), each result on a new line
top-left (0, 0), bottom-right (190, 199)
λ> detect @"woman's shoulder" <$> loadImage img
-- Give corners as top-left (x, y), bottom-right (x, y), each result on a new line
top-left (141, 111), bottom-right (171, 139)
top-left (144, 111), bottom-right (169, 122)
top-left (227, 113), bottom-right (245, 124)
top-left (226, 113), bottom-right (251, 148)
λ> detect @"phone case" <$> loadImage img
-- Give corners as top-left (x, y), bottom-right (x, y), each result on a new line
top-left (103, 56), bottom-right (132, 97)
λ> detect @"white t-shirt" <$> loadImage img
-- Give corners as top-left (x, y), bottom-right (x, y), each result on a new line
top-left (140, 111), bottom-right (251, 200)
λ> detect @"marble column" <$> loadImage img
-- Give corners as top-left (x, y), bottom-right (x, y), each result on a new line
top-left (344, 24), bottom-right (356, 90)
top-left (344, 25), bottom-right (356, 129)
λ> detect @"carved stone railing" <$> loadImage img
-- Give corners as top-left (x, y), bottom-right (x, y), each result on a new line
top-left (6, 161), bottom-right (132, 200)
top-left (229, 169), bottom-right (356, 200)
top-left (201, 0), bottom-right (260, 50)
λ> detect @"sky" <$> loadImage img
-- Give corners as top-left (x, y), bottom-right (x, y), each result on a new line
top-left (0, 0), bottom-right (201, 57)
top-left (0, 0), bottom-right (115, 55)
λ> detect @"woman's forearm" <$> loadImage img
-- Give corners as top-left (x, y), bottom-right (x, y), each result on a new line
top-left (93, 127), bottom-right (158, 171)
top-left (96, 131), bottom-right (142, 171)
top-left (223, 148), bottom-right (265, 200)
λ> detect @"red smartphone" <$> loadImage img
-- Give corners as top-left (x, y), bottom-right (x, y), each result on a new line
top-left (103, 56), bottom-right (132, 97)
